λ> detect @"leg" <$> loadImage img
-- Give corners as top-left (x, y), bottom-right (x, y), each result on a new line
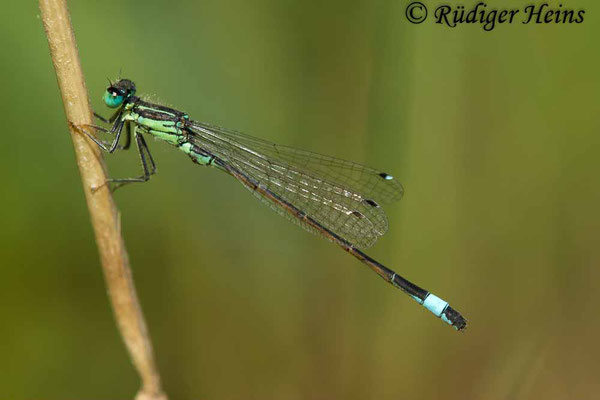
top-left (77, 119), bottom-right (126, 153)
top-left (121, 122), bottom-right (132, 150)
top-left (93, 121), bottom-right (132, 150)
top-left (138, 133), bottom-right (156, 175)
top-left (107, 129), bottom-right (157, 191)
top-left (93, 109), bottom-right (121, 124)
top-left (72, 109), bottom-right (128, 152)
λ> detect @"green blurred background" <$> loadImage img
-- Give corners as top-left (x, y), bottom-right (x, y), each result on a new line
top-left (2, 0), bottom-right (599, 398)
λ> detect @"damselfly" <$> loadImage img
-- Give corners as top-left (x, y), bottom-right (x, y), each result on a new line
top-left (77, 79), bottom-right (467, 331)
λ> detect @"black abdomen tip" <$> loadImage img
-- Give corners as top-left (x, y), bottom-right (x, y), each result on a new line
top-left (443, 306), bottom-right (467, 331)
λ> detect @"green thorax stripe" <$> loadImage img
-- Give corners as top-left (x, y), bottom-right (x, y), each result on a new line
top-left (125, 99), bottom-right (189, 136)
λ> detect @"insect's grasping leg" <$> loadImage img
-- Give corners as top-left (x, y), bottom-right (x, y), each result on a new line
top-left (72, 108), bottom-right (128, 152)
top-left (105, 127), bottom-right (157, 191)
top-left (92, 121), bottom-right (132, 151)
top-left (138, 133), bottom-right (157, 175)
top-left (93, 109), bottom-right (121, 124)
top-left (77, 119), bottom-right (126, 153)
top-left (121, 122), bottom-right (132, 150)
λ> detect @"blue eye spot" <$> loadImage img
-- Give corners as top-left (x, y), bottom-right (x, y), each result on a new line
top-left (103, 90), bottom-right (124, 108)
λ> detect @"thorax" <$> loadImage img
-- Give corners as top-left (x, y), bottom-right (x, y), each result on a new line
top-left (122, 98), bottom-right (190, 145)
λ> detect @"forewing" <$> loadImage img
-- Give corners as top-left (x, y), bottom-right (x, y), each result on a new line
top-left (188, 121), bottom-right (404, 249)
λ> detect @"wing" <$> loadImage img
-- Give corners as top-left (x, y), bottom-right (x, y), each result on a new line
top-left (187, 121), bottom-right (404, 249)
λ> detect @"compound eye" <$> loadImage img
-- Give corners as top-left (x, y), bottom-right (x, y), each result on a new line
top-left (103, 88), bottom-right (124, 108)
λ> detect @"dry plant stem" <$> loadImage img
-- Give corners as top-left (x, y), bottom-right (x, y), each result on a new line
top-left (39, 1), bottom-right (167, 399)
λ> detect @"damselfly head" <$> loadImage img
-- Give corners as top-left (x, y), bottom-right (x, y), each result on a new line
top-left (103, 79), bottom-right (137, 108)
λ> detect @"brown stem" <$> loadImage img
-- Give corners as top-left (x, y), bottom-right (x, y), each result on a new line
top-left (39, 1), bottom-right (167, 399)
